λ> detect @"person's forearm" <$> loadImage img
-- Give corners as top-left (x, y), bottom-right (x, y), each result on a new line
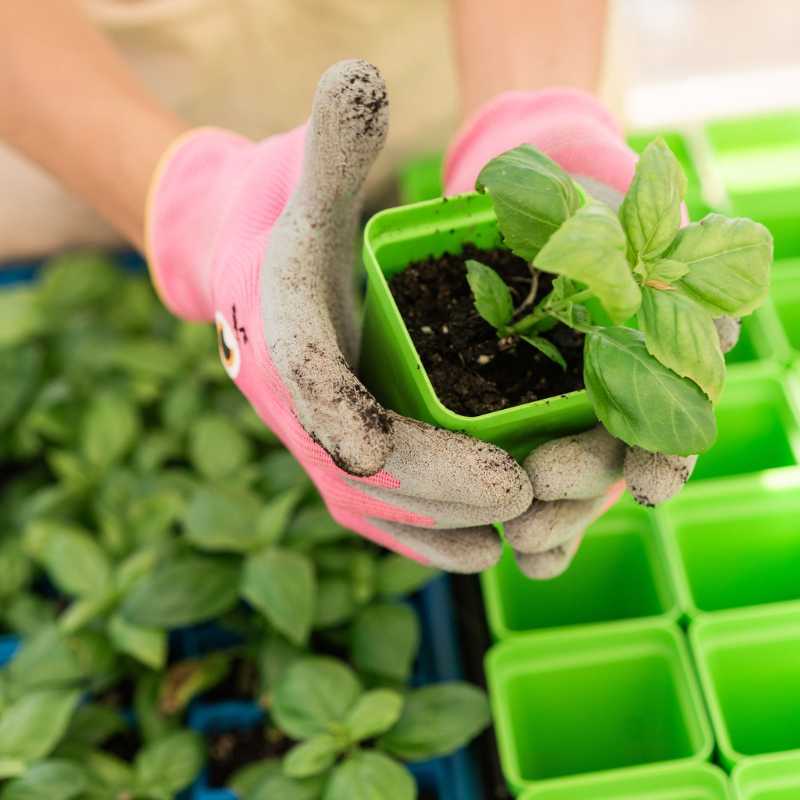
top-left (449, 0), bottom-right (608, 119)
top-left (0, 1), bottom-right (188, 249)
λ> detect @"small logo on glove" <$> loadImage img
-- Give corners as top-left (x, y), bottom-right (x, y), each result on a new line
top-left (215, 310), bottom-right (241, 379)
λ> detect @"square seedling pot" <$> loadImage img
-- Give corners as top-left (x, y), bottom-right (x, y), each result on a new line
top-left (685, 366), bottom-right (800, 486)
top-left (481, 507), bottom-right (679, 640)
top-left (769, 261), bottom-right (800, 362)
top-left (659, 473), bottom-right (800, 621)
top-left (518, 763), bottom-right (731, 800)
top-left (705, 111), bottom-right (800, 259)
top-left (626, 130), bottom-right (712, 219)
top-left (361, 193), bottom-right (596, 457)
top-left (732, 752), bottom-right (800, 799)
top-left (485, 622), bottom-right (713, 794)
top-left (690, 606), bottom-right (800, 770)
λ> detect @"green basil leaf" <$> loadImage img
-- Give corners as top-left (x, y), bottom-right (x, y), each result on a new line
top-left (0, 344), bottom-right (42, 431)
top-left (38, 529), bottom-right (112, 597)
top-left (189, 413), bottom-right (253, 481)
top-left (639, 287), bottom-right (724, 402)
top-left (284, 734), bottom-right (342, 779)
top-left (0, 288), bottom-right (44, 346)
top-left (134, 731), bottom-right (204, 794)
top-left (59, 590), bottom-right (118, 633)
top-left (184, 485), bottom-right (263, 553)
top-left (37, 252), bottom-right (120, 311)
top-left (241, 548), bottom-right (315, 646)
top-left (160, 381), bottom-right (204, 434)
top-left (520, 335), bottom-right (567, 369)
top-left (584, 327), bottom-right (717, 455)
top-left (106, 338), bottom-right (183, 379)
top-left (644, 258), bottom-right (688, 284)
top-left (273, 657), bottom-right (362, 740)
top-left (324, 751), bottom-right (414, 800)
top-left (6, 627), bottom-right (88, 694)
top-left (121, 555), bottom-right (240, 628)
top-left (477, 144), bottom-right (582, 260)
top-left (314, 578), bottom-right (357, 629)
top-left (351, 604), bottom-right (419, 683)
top-left (345, 690), bottom-right (404, 742)
top-left (82, 749), bottom-right (135, 791)
top-left (380, 682), bottom-right (490, 762)
top-left (61, 703), bottom-right (127, 748)
top-left (108, 614), bottom-right (166, 670)
top-left (536, 201), bottom-right (641, 324)
top-left (669, 214), bottom-right (773, 316)
top-left (258, 634), bottom-right (303, 698)
top-left (0, 689), bottom-right (80, 762)
top-left (134, 673), bottom-right (177, 744)
top-left (230, 759), bottom-right (282, 797)
top-left (260, 450), bottom-right (311, 496)
top-left (81, 391), bottom-right (139, 469)
top-left (255, 489), bottom-right (303, 547)
top-left (0, 540), bottom-right (33, 599)
top-left (376, 555), bottom-right (438, 598)
top-left (2, 594), bottom-right (57, 637)
top-left (284, 507), bottom-right (348, 548)
top-left (465, 260), bottom-right (514, 331)
top-left (0, 759), bottom-right (88, 800)
top-left (619, 137), bottom-right (686, 261)
top-left (245, 772), bottom-right (324, 800)
top-left (134, 431), bottom-right (183, 472)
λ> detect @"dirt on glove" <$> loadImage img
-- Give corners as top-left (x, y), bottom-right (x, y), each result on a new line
top-left (390, 245), bottom-right (584, 416)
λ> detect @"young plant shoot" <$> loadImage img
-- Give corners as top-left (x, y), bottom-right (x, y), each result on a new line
top-left (468, 140), bottom-right (773, 455)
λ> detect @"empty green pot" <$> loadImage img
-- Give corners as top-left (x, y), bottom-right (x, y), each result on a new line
top-left (660, 473), bottom-right (800, 620)
top-left (686, 366), bottom-right (800, 486)
top-left (486, 621), bottom-right (713, 794)
top-left (733, 752), bottom-right (800, 799)
top-left (690, 606), bottom-right (800, 770)
top-left (481, 506), bottom-right (679, 639)
top-left (705, 111), bottom-right (800, 259)
top-left (360, 193), bottom-right (595, 458)
top-left (519, 763), bottom-right (731, 799)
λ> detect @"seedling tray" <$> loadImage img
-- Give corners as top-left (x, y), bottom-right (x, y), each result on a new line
top-left (705, 111), bottom-right (800, 259)
top-left (0, 635), bottom-right (19, 667)
top-left (690, 606), bottom-right (800, 770)
top-left (685, 366), bottom-right (800, 486)
top-left (768, 260), bottom-right (800, 362)
top-left (724, 302), bottom-right (791, 370)
top-left (660, 473), bottom-right (800, 620)
top-left (486, 621), bottom-right (713, 795)
top-left (518, 762), bottom-right (731, 799)
top-left (732, 752), bottom-right (800, 799)
top-left (481, 507), bottom-right (678, 640)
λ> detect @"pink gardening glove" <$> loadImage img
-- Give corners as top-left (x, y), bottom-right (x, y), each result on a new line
top-left (147, 60), bottom-right (533, 572)
top-left (443, 90), bottom-right (702, 578)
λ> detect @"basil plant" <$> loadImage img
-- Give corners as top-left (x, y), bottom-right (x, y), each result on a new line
top-left (468, 140), bottom-right (773, 455)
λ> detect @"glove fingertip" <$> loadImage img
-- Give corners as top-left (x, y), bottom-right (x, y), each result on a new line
top-left (624, 447), bottom-right (697, 507)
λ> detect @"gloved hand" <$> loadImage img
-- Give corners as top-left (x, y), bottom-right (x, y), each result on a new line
top-left (147, 60), bottom-right (535, 573)
top-left (443, 90), bottom-right (739, 579)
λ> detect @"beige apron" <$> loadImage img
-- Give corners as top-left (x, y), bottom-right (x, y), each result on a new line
top-left (0, 0), bottom-right (622, 260)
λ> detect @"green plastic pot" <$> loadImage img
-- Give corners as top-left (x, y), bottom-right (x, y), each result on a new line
top-left (732, 752), bottom-right (800, 799)
top-left (519, 763), bottom-right (731, 799)
top-left (360, 192), bottom-right (595, 458)
top-left (486, 621), bottom-right (713, 794)
top-left (626, 130), bottom-right (712, 220)
top-left (690, 606), bottom-right (800, 770)
top-left (659, 473), bottom-right (800, 621)
top-left (685, 366), bottom-right (800, 486)
top-left (768, 261), bottom-right (800, 362)
top-left (481, 506), bottom-right (679, 640)
top-left (705, 111), bottom-right (800, 259)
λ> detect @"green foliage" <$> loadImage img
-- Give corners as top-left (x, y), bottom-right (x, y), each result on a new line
top-left (0, 255), bottom-right (480, 796)
top-left (471, 138), bottom-right (773, 455)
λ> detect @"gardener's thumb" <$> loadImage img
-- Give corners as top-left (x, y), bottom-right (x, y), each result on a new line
top-left (300, 59), bottom-right (389, 204)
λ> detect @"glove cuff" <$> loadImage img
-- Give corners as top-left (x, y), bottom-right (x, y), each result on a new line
top-left (443, 89), bottom-right (635, 196)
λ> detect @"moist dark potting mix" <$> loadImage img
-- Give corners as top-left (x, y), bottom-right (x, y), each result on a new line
top-left (207, 723), bottom-right (291, 786)
top-left (390, 245), bottom-right (584, 416)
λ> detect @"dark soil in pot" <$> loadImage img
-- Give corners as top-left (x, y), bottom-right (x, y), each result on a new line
top-left (207, 723), bottom-right (291, 786)
top-left (390, 245), bottom-right (584, 416)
